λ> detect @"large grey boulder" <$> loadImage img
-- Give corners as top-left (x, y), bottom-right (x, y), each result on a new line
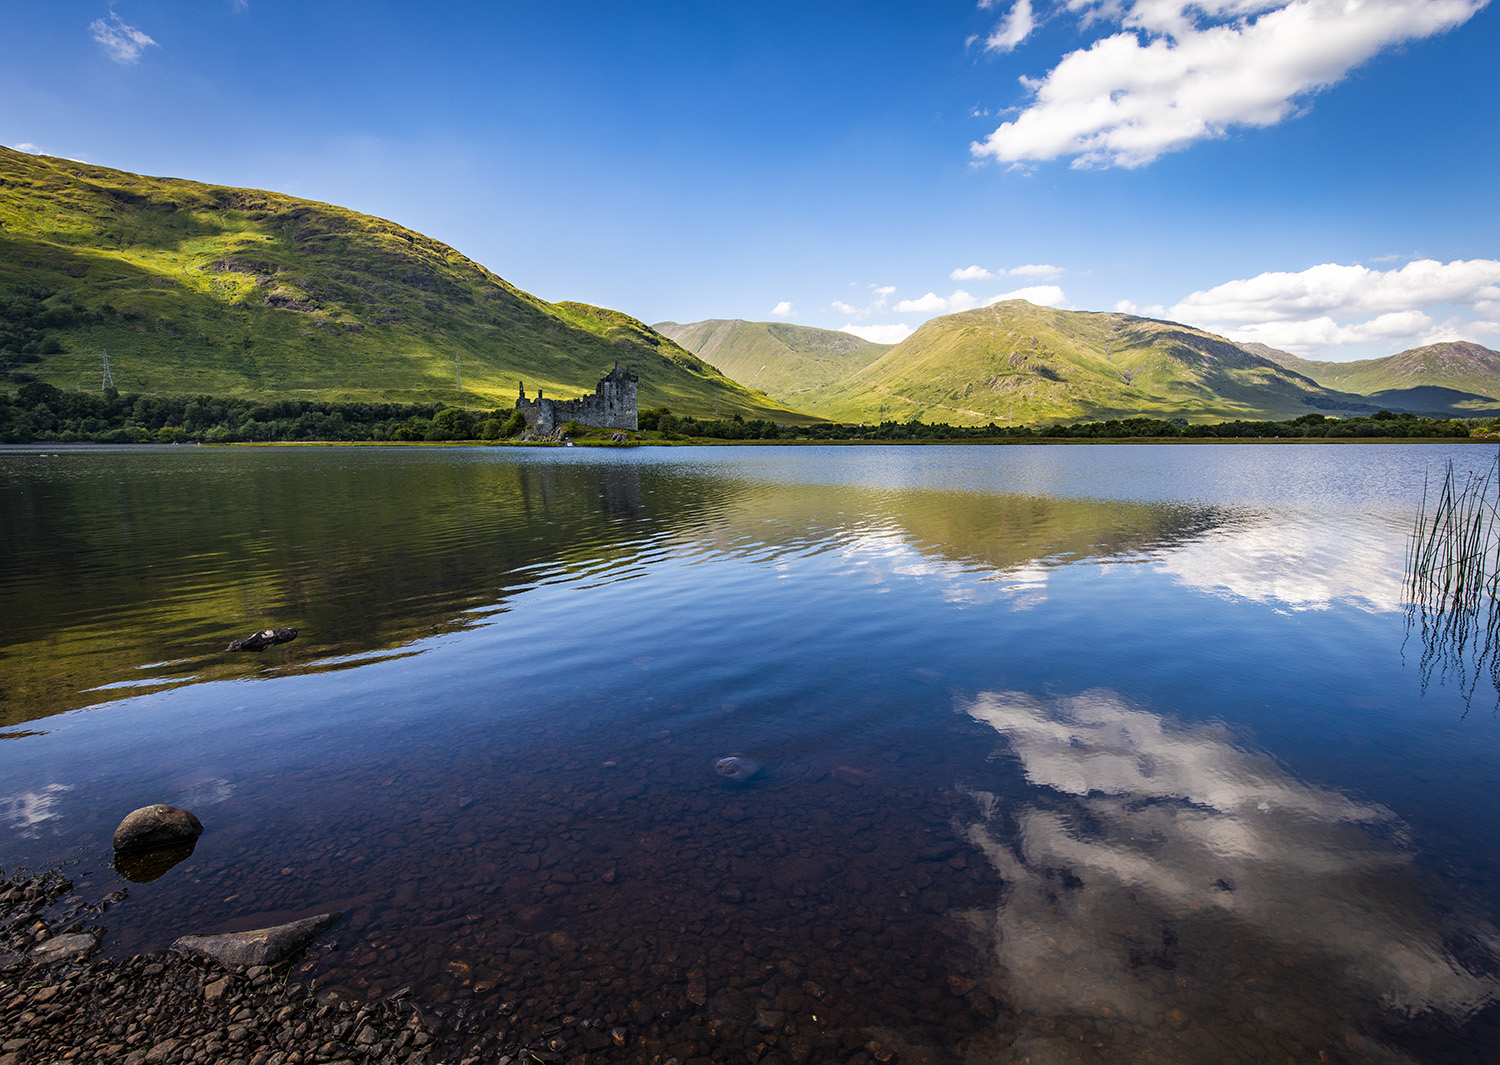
top-left (112, 805), bottom-right (203, 853)
top-left (172, 912), bottom-right (342, 968)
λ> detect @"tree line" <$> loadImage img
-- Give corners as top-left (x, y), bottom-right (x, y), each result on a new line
top-left (0, 384), bottom-right (1479, 444)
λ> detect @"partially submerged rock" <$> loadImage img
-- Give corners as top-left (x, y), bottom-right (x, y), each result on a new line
top-left (227, 627), bottom-right (297, 652)
top-left (714, 755), bottom-right (761, 784)
top-left (29, 931), bottom-right (100, 965)
top-left (172, 911), bottom-right (343, 969)
top-left (112, 804), bottom-right (203, 853)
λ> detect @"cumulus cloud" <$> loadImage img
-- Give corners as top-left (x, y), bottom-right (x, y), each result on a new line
top-left (872, 285), bottom-right (896, 306)
top-left (1008, 262), bottom-right (1065, 278)
top-left (983, 0), bottom-right (1037, 52)
top-left (90, 8), bottom-right (159, 64)
top-left (986, 283), bottom-right (1068, 307)
top-left (830, 300), bottom-right (859, 315)
top-left (10, 143), bottom-right (42, 154)
top-left (841, 323), bottom-right (914, 344)
top-left (972, 0), bottom-right (1487, 168)
top-left (1114, 298), bottom-right (1139, 313)
top-left (1172, 258), bottom-right (1500, 355)
top-left (951, 265), bottom-right (997, 281)
top-left (896, 289), bottom-right (989, 314)
top-left (770, 300), bottom-right (795, 318)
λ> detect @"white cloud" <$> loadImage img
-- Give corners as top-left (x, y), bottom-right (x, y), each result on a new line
top-left (895, 289), bottom-right (982, 314)
top-left (872, 285), bottom-right (896, 307)
top-left (10, 143), bottom-right (42, 154)
top-left (1173, 259), bottom-right (1500, 323)
top-left (1171, 258), bottom-right (1500, 356)
top-left (830, 300), bottom-right (859, 315)
top-left (1008, 263), bottom-right (1065, 278)
top-left (986, 284), bottom-right (1068, 307)
top-left (984, 0), bottom-right (1037, 52)
top-left (951, 265), bottom-right (997, 281)
top-left (90, 9), bottom-right (160, 64)
top-left (972, 0), bottom-right (1487, 168)
top-left (770, 300), bottom-right (795, 318)
top-left (841, 323), bottom-right (914, 344)
top-left (1114, 298), bottom-right (1138, 313)
top-left (894, 292), bottom-right (948, 313)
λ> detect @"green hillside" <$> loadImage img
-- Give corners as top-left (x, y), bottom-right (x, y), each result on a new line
top-left (653, 319), bottom-right (890, 402)
top-left (0, 147), bottom-right (812, 422)
top-left (1248, 341), bottom-right (1500, 411)
top-left (803, 301), bottom-right (1368, 425)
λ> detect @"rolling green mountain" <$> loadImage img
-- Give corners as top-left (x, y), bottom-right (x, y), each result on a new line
top-left (1246, 341), bottom-right (1500, 415)
top-left (652, 319), bottom-right (891, 402)
top-left (0, 147), bottom-right (811, 421)
top-left (758, 301), bottom-right (1371, 425)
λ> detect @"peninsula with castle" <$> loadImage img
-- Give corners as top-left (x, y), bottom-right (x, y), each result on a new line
top-left (515, 362), bottom-right (639, 433)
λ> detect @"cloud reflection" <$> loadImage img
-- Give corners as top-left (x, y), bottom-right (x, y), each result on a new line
top-left (960, 690), bottom-right (1497, 1063)
top-left (1153, 516), bottom-right (1405, 613)
top-left (1, 783), bottom-right (72, 837)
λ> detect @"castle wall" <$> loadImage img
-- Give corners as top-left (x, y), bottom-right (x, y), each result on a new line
top-left (516, 363), bottom-right (638, 433)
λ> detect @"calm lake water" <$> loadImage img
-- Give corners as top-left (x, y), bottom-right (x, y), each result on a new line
top-left (3, 442), bottom-right (1500, 1064)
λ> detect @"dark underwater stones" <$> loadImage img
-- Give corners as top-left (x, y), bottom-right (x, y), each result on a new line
top-left (226, 626), bottom-right (298, 652)
top-left (112, 804), bottom-right (203, 853)
top-left (171, 911), bottom-right (343, 968)
top-left (714, 755), bottom-right (761, 784)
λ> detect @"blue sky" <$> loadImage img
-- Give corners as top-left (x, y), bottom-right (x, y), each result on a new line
top-left (3, 0), bottom-right (1497, 359)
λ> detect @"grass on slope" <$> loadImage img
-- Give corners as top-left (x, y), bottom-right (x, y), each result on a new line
top-left (807, 301), bottom-right (1364, 425)
top-left (0, 147), bottom-right (813, 422)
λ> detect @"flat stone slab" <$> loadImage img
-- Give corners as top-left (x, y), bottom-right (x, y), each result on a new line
top-left (113, 805), bottom-right (203, 853)
top-left (172, 912), bottom-right (342, 969)
top-left (29, 932), bottom-right (100, 965)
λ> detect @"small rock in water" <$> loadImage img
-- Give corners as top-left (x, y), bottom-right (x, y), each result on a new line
top-left (112, 805), bottom-right (203, 853)
top-left (713, 756), bottom-right (761, 784)
top-left (226, 627), bottom-right (297, 652)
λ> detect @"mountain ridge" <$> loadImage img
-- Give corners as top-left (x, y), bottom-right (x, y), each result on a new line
top-left (0, 147), bottom-right (811, 422)
top-left (666, 303), bottom-right (1374, 425)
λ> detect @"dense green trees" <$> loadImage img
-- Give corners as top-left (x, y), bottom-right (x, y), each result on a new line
top-left (0, 384), bottom-right (1477, 444)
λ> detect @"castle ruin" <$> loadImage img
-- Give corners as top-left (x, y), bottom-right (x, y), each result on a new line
top-left (515, 363), bottom-right (638, 433)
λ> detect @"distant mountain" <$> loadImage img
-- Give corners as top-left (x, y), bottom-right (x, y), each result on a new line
top-left (1249, 341), bottom-right (1500, 414)
top-left (652, 319), bottom-right (891, 402)
top-left (0, 147), bottom-right (810, 421)
top-left (788, 301), bottom-right (1370, 425)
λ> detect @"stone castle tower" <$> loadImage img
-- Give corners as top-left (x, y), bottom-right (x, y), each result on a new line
top-left (515, 363), bottom-right (638, 433)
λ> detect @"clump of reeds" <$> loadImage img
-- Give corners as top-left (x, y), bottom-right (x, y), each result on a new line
top-left (1405, 452), bottom-right (1500, 711)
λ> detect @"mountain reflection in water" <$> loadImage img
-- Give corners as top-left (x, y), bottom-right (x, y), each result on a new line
top-left (962, 689), bottom-right (1499, 1064)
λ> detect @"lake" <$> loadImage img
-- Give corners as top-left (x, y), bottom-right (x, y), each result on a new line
top-left (2, 442), bottom-right (1499, 1064)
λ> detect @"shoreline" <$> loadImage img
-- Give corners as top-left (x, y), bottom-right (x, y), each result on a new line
top-left (0, 868), bottom-right (456, 1065)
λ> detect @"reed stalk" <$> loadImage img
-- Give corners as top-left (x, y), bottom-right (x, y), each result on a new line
top-left (1404, 450), bottom-right (1500, 711)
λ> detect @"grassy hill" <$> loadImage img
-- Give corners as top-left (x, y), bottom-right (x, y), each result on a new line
top-left (795, 301), bottom-right (1369, 425)
top-left (1247, 341), bottom-right (1500, 414)
top-left (652, 319), bottom-right (891, 402)
top-left (0, 147), bottom-right (812, 421)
